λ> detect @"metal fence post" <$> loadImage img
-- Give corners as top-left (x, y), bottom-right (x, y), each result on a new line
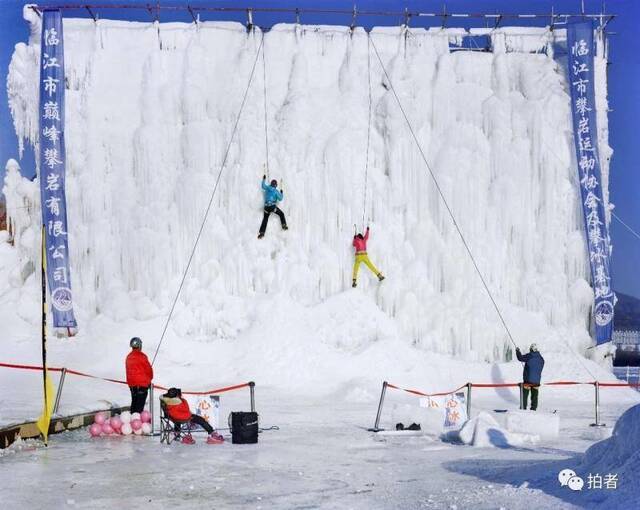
top-left (518, 383), bottom-right (524, 410)
top-left (53, 367), bottom-right (67, 415)
top-left (149, 385), bottom-right (155, 435)
top-left (590, 381), bottom-right (606, 427)
top-left (368, 381), bottom-right (388, 432)
top-left (249, 381), bottom-right (256, 413)
top-left (466, 382), bottom-right (472, 418)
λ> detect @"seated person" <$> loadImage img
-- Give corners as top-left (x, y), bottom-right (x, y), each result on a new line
top-left (160, 387), bottom-right (223, 444)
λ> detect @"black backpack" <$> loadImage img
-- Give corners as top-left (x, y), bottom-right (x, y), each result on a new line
top-left (228, 412), bottom-right (259, 444)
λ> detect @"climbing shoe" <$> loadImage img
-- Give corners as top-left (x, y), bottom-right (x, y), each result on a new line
top-left (352, 280), bottom-right (357, 288)
top-left (282, 225), bottom-right (289, 231)
top-left (378, 274), bottom-right (385, 282)
top-left (257, 232), bottom-right (265, 239)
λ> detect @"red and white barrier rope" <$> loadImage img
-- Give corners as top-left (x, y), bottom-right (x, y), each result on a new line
top-left (0, 362), bottom-right (251, 396)
top-left (385, 379), bottom-right (640, 398)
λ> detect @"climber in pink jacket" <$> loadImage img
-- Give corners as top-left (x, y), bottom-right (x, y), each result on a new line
top-left (352, 227), bottom-right (385, 288)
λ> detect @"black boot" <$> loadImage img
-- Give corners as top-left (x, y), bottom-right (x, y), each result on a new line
top-left (258, 232), bottom-right (265, 239)
top-left (352, 279), bottom-right (357, 288)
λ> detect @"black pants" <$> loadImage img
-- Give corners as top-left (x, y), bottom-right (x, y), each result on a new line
top-left (523, 385), bottom-right (539, 411)
top-left (129, 386), bottom-right (149, 414)
top-left (259, 205), bottom-right (287, 234)
top-left (175, 414), bottom-right (213, 434)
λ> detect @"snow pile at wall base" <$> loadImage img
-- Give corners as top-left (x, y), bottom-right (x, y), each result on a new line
top-left (505, 410), bottom-right (560, 439)
top-left (1, 14), bottom-right (616, 386)
top-left (578, 404), bottom-right (640, 508)
top-left (444, 411), bottom-right (539, 448)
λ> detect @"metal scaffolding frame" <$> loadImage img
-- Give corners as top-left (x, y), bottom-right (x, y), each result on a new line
top-left (28, 4), bottom-right (616, 32)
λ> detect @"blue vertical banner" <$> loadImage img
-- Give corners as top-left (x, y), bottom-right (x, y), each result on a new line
top-left (567, 22), bottom-right (613, 344)
top-left (39, 10), bottom-right (77, 329)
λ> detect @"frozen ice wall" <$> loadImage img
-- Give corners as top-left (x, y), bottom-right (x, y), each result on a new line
top-left (6, 14), bottom-right (611, 363)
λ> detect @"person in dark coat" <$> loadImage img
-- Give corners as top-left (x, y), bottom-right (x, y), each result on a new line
top-left (515, 343), bottom-right (545, 411)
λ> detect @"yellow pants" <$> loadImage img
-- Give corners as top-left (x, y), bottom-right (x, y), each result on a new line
top-left (352, 253), bottom-right (381, 281)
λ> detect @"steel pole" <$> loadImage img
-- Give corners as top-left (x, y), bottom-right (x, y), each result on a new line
top-left (519, 383), bottom-right (524, 410)
top-left (369, 381), bottom-right (388, 432)
top-left (590, 381), bottom-right (606, 427)
top-left (149, 385), bottom-right (155, 435)
top-left (249, 381), bottom-right (256, 413)
top-left (53, 367), bottom-right (67, 415)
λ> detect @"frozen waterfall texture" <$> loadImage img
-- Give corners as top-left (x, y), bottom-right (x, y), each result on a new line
top-left (6, 16), bottom-right (612, 362)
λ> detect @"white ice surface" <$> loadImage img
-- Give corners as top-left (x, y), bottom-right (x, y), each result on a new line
top-left (0, 391), bottom-right (637, 510)
top-left (4, 16), bottom-right (614, 370)
top-left (506, 409), bottom-right (560, 439)
top-left (446, 411), bottom-right (539, 448)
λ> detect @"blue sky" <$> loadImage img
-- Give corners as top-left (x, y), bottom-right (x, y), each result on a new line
top-left (1, 0), bottom-right (638, 298)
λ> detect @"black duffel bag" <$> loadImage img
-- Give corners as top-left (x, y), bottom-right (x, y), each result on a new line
top-left (228, 411), bottom-right (259, 444)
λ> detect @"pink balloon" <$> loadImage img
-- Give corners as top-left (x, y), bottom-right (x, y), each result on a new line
top-left (101, 423), bottom-right (114, 435)
top-left (89, 423), bottom-right (102, 437)
top-left (141, 423), bottom-right (152, 434)
top-left (131, 419), bottom-right (142, 431)
top-left (140, 411), bottom-right (151, 423)
top-left (110, 416), bottom-right (122, 430)
top-left (94, 412), bottom-right (107, 425)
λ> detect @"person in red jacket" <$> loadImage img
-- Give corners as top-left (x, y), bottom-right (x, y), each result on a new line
top-left (125, 337), bottom-right (153, 414)
top-left (352, 226), bottom-right (385, 288)
top-left (160, 387), bottom-right (224, 444)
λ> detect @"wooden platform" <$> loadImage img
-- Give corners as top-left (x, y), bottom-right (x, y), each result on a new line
top-left (0, 406), bottom-right (130, 449)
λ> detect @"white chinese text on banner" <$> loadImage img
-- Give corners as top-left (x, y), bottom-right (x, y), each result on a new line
top-left (567, 21), bottom-right (614, 344)
top-left (39, 9), bottom-right (77, 329)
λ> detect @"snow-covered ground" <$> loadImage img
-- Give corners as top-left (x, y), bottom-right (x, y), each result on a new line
top-left (1, 391), bottom-right (638, 509)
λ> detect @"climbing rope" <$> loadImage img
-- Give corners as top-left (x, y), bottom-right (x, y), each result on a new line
top-left (369, 35), bottom-right (517, 349)
top-left (612, 211), bottom-right (640, 241)
top-left (361, 34), bottom-right (373, 232)
top-left (152, 34), bottom-right (265, 365)
top-left (513, 136), bottom-right (609, 381)
top-left (261, 31), bottom-right (270, 177)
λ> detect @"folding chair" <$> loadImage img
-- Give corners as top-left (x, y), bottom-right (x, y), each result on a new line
top-left (159, 399), bottom-right (193, 444)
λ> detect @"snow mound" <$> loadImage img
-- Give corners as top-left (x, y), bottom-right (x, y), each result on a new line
top-left (505, 410), bottom-right (560, 439)
top-left (445, 412), bottom-right (538, 448)
top-left (579, 404), bottom-right (640, 508)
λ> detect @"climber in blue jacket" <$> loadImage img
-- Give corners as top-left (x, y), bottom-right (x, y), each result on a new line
top-left (516, 343), bottom-right (545, 411)
top-left (258, 175), bottom-right (287, 239)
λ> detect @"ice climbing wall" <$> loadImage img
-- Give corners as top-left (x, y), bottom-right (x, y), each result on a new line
top-left (5, 12), bottom-right (612, 362)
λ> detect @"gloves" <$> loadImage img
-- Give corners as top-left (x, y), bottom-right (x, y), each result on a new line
top-left (516, 347), bottom-right (521, 352)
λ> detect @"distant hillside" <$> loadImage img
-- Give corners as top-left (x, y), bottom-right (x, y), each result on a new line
top-left (614, 292), bottom-right (640, 331)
